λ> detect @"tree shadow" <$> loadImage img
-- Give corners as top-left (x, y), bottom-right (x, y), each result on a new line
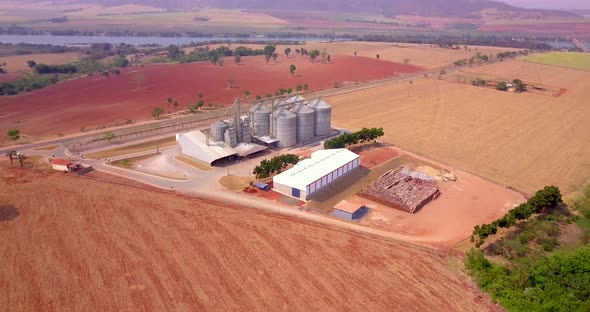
top-left (0, 205), bottom-right (20, 222)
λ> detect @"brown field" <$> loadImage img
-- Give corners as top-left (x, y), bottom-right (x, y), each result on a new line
top-left (0, 164), bottom-right (498, 311)
top-left (201, 41), bottom-right (520, 70)
top-left (327, 60), bottom-right (590, 194)
top-left (0, 54), bottom-right (421, 144)
top-left (0, 52), bottom-right (83, 75)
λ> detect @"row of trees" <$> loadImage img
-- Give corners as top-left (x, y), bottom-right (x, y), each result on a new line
top-left (324, 128), bottom-right (384, 149)
top-left (453, 52), bottom-right (490, 67)
top-left (496, 79), bottom-right (526, 92)
top-left (253, 154), bottom-right (299, 179)
top-left (471, 186), bottom-right (562, 247)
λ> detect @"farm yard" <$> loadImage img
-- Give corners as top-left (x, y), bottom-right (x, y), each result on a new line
top-left (327, 59), bottom-right (590, 194)
top-left (0, 163), bottom-right (499, 311)
top-left (0, 54), bottom-right (421, 144)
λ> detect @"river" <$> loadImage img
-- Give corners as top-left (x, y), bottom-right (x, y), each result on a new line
top-left (0, 34), bottom-right (342, 46)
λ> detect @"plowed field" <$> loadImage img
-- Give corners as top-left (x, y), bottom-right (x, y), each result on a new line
top-left (0, 165), bottom-right (497, 311)
top-left (0, 54), bottom-right (421, 143)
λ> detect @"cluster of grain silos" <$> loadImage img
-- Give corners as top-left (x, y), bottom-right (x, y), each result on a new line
top-left (247, 95), bottom-right (332, 148)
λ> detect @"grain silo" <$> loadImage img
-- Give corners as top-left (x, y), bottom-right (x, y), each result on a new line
top-left (273, 107), bottom-right (297, 148)
top-left (308, 99), bottom-right (332, 136)
top-left (224, 127), bottom-right (238, 147)
top-left (210, 121), bottom-right (229, 142)
top-left (241, 116), bottom-right (251, 143)
top-left (250, 103), bottom-right (270, 137)
top-left (290, 104), bottom-right (315, 144)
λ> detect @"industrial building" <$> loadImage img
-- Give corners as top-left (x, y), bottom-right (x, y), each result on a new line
top-left (273, 149), bottom-right (360, 201)
top-left (177, 95), bottom-right (334, 166)
top-left (331, 200), bottom-right (370, 221)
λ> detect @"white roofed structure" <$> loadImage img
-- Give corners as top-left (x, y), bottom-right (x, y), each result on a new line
top-left (177, 130), bottom-right (237, 165)
top-left (273, 149), bottom-right (360, 201)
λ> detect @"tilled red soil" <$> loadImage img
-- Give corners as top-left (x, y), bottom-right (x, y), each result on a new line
top-left (0, 164), bottom-right (500, 311)
top-left (0, 55), bottom-right (422, 144)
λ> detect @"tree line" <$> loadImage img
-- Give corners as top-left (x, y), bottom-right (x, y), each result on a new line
top-left (324, 128), bottom-right (384, 149)
top-left (471, 186), bottom-right (562, 248)
top-left (253, 154), bottom-right (299, 180)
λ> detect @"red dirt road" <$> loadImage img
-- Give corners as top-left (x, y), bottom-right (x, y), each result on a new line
top-left (0, 55), bottom-right (422, 143)
top-left (0, 165), bottom-right (499, 311)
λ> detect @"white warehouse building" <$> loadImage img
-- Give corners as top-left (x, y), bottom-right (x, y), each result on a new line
top-left (273, 149), bottom-right (360, 201)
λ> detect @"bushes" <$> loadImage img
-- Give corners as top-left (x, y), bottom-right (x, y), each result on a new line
top-left (466, 247), bottom-right (590, 312)
top-left (472, 186), bottom-right (562, 247)
top-left (324, 128), bottom-right (384, 149)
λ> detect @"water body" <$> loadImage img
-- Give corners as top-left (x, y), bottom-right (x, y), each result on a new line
top-left (0, 34), bottom-right (342, 46)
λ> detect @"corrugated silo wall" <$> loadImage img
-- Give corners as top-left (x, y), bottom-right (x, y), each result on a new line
top-left (296, 108), bottom-right (315, 143)
top-left (314, 106), bottom-right (332, 136)
top-left (253, 110), bottom-right (270, 137)
top-left (274, 114), bottom-right (296, 148)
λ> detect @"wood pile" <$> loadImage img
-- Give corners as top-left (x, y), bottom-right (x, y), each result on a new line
top-left (360, 167), bottom-right (440, 213)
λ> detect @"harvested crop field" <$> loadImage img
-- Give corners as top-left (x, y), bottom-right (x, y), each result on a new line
top-left (0, 54), bottom-right (421, 144)
top-left (327, 60), bottom-right (590, 194)
top-left (0, 52), bottom-right (83, 73)
top-left (0, 164), bottom-right (498, 311)
top-left (526, 52), bottom-right (590, 71)
top-left (480, 21), bottom-right (590, 35)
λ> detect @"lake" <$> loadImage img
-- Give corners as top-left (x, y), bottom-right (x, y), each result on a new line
top-left (0, 35), bottom-right (342, 46)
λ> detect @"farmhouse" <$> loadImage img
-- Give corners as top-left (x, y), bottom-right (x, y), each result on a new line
top-left (331, 200), bottom-right (370, 221)
top-left (51, 159), bottom-right (72, 172)
top-left (273, 149), bottom-right (360, 201)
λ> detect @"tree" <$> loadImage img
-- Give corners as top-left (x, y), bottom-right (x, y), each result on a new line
top-left (255, 95), bottom-right (262, 100)
top-left (289, 64), bottom-right (296, 76)
top-left (296, 84), bottom-right (302, 92)
top-left (407, 80), bottom-right (413, 97)
top-left (113, 55), bottom-right (129, 68)
top-left (233, 54), bottom-right (241, 65)
top-left (303, 83), bottom-right (308, 91)
top-left (309, 50), bottom-right (320, 63)
top-left (167, 45), bottom-right (182, 59)
top-left (209, 53), bottom-right (220, 65)
top-left (284, 48), bottom-right (291, 57)
top-left (272, 53), bottom-right (278, 62)
top-left (103, 131), bottom-right (115, 143)
top-left (376, 54), bottom-right (380, 60)
top-left (243, 90), bottom-right (251, 98)
top-left (132, 73), bottom-right (144, 90)
top-left (173, 100), bottom-right (179, 111)
top-left (166, 97), bottom-right (172, 113)
top-left (7, 129), bottom-right (20, 141)
top-left (327, 55), bottom-right (331, 63)
top-left (354, 51), bottom-right (357, 56)
top-left (113, 69), bottom-right (121, 75)
top-left (264, 54), bottom-right (272, 64)
top-left (5, 151), bottom-right (16, 165)
top-left (496, 82), bottom-right (508, 91)
top-left (152, 107), bottom-right (164, 119)
top-left (263, 45), bottom-right (276, 56)
top-left (26, 60), bottom-right (36, 69)
top-left (403, 58), bottom-right (410, 64)
top-left (287, 88), bottom-right (293, 94)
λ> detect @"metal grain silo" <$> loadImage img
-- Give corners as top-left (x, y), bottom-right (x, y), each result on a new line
top-left (210, 121), bottom-right (228, 142)
top-left (224, 127), bottom-right (238, 147)
top-left (250, 103), bottom-right (270, 137)
top-left (308, 99), bottom-right (332, 136)
top-left (241, 116), bottom-right (251, 143)
top-left (290, 104), bottom-right (315, 144)
top-left (273, 107), bottom-right (296, 148)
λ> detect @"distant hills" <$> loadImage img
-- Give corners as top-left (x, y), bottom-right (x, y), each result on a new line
top-left (32, 0), bottom-right (578, 18)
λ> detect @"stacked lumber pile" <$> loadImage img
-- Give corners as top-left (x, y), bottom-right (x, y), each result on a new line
top-left (361, 166), bottom-right (440, 213)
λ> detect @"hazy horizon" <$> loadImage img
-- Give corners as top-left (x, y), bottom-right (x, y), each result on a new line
top-left (503, 0), bottom-right (590, 10)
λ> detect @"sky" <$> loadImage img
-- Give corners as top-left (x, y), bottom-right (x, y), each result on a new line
top-left (502, 0), bottom-right (590, 10)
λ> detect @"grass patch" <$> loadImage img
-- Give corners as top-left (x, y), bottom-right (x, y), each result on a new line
top-left (175, 155), bottom-right (212, 171)
top-left (33, 144), bottom-right (59, 151)
top-left (85, 136), bottom-right (176, 159)
top-left (526, 52), bottom-right (590, 71)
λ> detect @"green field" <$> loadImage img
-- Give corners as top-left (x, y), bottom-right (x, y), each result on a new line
top-left (526, 52), bottom-right (590, 71)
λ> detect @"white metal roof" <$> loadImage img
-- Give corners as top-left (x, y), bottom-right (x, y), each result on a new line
top-left (178, 130), bottom-right (237, 165)
top-left (273, 149), bottom-right (359, 191)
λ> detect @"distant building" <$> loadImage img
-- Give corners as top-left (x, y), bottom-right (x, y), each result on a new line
top-left (273, 149), bottom-right (360, 201)
top-left (51, 159), bottom-right (72, 172)
top-left (331, 200), bottom-right (370, 221)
